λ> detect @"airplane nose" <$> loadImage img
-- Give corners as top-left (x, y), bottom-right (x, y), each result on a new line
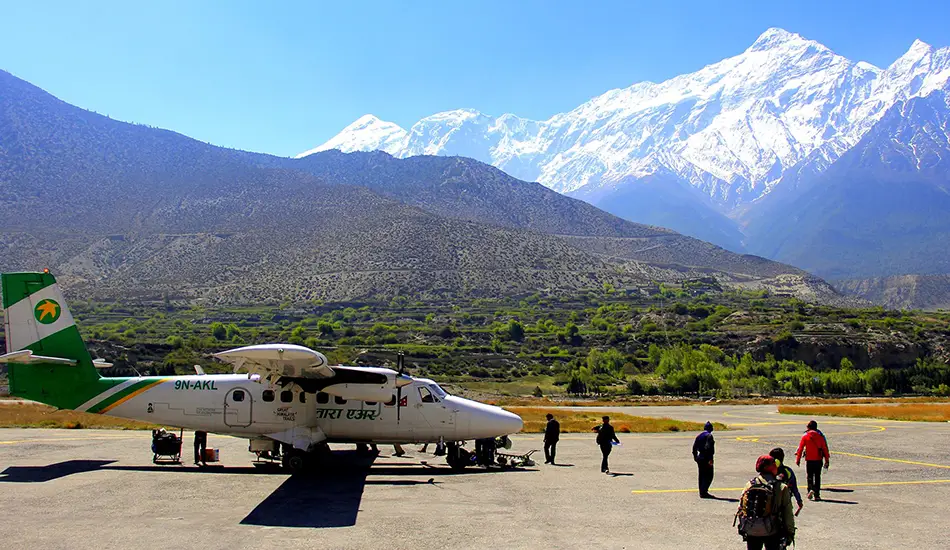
top-left (495, 408), bottom-right (523, 435)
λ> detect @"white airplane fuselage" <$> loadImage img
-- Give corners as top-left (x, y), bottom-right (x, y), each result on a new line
top-left (99, 373), bottom-right (521, 449)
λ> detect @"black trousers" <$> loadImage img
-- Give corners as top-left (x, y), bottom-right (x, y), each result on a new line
top-left (806, 460), bottom-right (823, 497)
top-left (194, 442), bottom-right (205, 464)
top-left (600, 443), bottom-right (612, 472)
top-left (746, 536), bottom-right (783, 550)
top-left (544, 441), bottom-right (557, 463)
top-left (697, 461), bottom-right (714, 496)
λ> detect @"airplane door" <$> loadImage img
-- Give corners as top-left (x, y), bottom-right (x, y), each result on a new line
top-left (412, 386), bottom-right (442, 438)
top-left (224, 387), bottom-right (252, 428)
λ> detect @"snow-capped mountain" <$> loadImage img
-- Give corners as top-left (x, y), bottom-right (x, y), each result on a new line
top-left (301, 28), bottom-right (950, 210)
top-left (295, 114), bottom-right (407, 158)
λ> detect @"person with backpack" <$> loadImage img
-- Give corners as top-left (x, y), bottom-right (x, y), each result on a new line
top-left (795, 420), bottom-right (830, 501)
top-left (593, 416), bottom-right (620, 473)
top-left (692, 421), bottom-right (716, 498)
top-left (769, 447), bottom-right (804, 516)
top-left (544, 413), bottom-right (560, 465)
top-left (735, 455), bottom-right (796, 550)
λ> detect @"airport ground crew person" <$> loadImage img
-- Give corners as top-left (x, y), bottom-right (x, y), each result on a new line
top-left (736, 455), bottom-right (796, 550)
top-left (594, 416), bottom-right (620, 473)
top-left (769, 447), bottom-right (804, 515)
top-left (544, 413), bottom-right (560, 465)
top-left (795, 420), bottom-right (830, 501)
top-left (692, 421), bottom-right (715, 498)
top-left (194, 430), bottom-right (207, 466)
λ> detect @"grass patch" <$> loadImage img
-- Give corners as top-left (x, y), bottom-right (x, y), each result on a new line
top-left (0, 402), bottom-right (158, 430)
top-left (505, 407), bottom-right (727, 433)
top-left (457, 375), bottom-right (563, 397)
top-left (488, 396), bottom-right (950, 407)
top-left (778, 403), bottom-right (950, 422)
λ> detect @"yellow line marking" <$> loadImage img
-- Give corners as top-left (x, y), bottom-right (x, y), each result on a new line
top-left (632, 479), bottom-right (950, 494)
top-left (831, 451), bottom-right (950, 470)
top-left (99, 379), bottom-right (167, 414)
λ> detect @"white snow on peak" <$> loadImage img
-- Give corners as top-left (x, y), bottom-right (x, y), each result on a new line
top-left (746, 27), bottom-right (818, 53)
top-left (295, 114), bottom-right (407, 158)
top-left (298, 29), bottom-right (950, 206)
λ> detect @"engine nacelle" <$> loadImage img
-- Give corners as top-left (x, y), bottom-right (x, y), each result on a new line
top-left (319, 366), bottom-right (409, 402)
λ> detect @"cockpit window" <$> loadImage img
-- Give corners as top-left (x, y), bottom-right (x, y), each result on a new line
top-left (429, 384), bottom-right (447, 399)
top-left (418, 386), bottom-right (436, 403)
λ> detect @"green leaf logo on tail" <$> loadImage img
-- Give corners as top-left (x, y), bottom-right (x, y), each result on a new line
top-left (34, 299), bottom-right (62, 324)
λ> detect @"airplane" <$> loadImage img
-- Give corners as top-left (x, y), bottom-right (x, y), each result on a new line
top-left (0, 271), bottom-right (524, 472)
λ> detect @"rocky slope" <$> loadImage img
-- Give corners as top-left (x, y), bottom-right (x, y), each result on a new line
top-left (0, 69), bottom-right (833, 303)
top-left (836, 275), bottom-right (950, 311)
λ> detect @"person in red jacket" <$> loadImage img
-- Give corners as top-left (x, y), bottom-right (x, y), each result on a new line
top-left (795, 420), bottom-right (830, 501)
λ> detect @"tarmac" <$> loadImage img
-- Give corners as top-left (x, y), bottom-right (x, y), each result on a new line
top-left (1, 404), bottom-right (948, 549)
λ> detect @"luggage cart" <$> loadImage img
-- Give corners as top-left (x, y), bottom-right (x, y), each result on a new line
top-left (152, 428), bottom-right (184, 465)
top-left (495, 449), bottom-right (537, 468)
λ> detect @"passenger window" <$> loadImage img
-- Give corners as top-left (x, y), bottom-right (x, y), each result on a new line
top-left (385, 394), bottom-right (396, 407)
top-left (299, 392), bottom-right (306, 403)
top-left (280, 390), bottom-right (293, 403)
top-left (316, 392), bottom-right (329, 404)
top-left (366, 401), bottom-right (377, 406)
top-left (419, 387), bottom-right (435, 403)
top-left (262, 390), bottom-right (275, 402)
top-left (232, 390), bottom-right (245, 402)
top-left (334, 395), bottom-right (347, 405)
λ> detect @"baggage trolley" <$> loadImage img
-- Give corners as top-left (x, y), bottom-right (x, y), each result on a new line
top-left (152, 428), bottom-right (184, 465)
top-left (495, 449), bottom-right (537, 468)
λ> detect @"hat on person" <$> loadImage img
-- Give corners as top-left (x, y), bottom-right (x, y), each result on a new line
top-left (755, 455), bottom-right (778, 474)
top-left (704, 421), bottom-right (714, 432)
top-left (769, 447), bottom-right (785, 462)
top-left (807, 420), bottom-right (818, 430)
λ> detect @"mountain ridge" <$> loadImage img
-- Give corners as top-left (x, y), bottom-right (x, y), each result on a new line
top-left (304, 27), bottom-right (950, 210)
top-left (0, 68), bottom-right (842, 304)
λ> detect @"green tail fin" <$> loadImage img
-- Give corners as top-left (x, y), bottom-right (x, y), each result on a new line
top-left (2, 272), bottom-right (102, 409)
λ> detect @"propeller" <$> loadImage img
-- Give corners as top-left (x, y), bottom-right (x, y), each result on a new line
top-left (396, 352), bottom-right (405, 423)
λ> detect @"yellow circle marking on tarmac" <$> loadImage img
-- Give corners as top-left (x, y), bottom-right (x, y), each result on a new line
top-left (631, 479), bottom-right (950, 494)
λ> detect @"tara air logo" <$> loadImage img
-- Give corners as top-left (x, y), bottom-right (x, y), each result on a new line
top-left (34, 299), bottom-right (62, 324)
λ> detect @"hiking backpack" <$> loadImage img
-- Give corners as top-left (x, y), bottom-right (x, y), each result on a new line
top-left (734, 477), bottom-right (781, 538)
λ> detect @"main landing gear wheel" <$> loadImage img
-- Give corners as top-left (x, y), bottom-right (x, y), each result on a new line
top-left (446, 442), bottom-right (470, 471)
top-left (282, 449), bottom-right (308, 473)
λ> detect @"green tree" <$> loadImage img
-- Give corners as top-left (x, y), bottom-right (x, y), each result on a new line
top-left (210, 322), bottom-right (227, 341)
top-left (317, 320), bottom-right (335, 335)
top-left (507, 320), bottom-right (525, 341)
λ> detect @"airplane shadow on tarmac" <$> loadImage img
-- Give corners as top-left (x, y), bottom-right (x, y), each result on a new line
top-left (0, 460), bottom-right (116, 482)
top-left (240, 451), bottom-right (535, 528)
top-left (0, 451), bottom-right (535, 528)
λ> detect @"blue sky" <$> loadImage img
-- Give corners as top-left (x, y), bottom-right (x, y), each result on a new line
top-left (2, 0), bottom-right (949, 157)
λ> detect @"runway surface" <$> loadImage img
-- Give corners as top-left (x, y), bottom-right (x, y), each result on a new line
top-left (1, 405), bottom-right (948, 549)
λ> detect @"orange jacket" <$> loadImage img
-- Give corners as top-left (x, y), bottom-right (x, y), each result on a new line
top-left (796, 430), bottom-right (830, 462)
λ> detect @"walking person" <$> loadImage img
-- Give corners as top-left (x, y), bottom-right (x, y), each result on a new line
top-left (735, 455), bottom-right (796, 550)
top-left (393, 444), bottom-right (406, 457)
top-left (692, 421), bottom-right (715, 498)
top-left (544, 413), bottom-right (560, 465)
top-left (795, 420), bottom-right (830, 501)
top-left (593, 416), bottom-right (620, 473)
top-left (770, 447), bottom-right (804, 516)
top-left (193, 430), bottom-right (207, 466)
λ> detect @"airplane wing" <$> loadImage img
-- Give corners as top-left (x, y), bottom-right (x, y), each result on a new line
top-left (212, 344), bottom-right (334, 382)
top-left (213, 344), bottom-right (412, 401)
